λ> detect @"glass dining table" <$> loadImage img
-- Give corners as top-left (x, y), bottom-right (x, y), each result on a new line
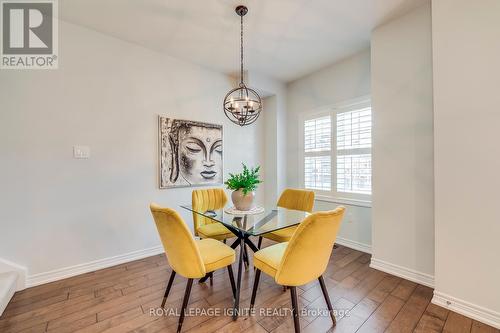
top-left (180, 204), bottom-right (309, 320)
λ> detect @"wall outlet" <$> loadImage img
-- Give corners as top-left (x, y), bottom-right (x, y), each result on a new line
top-left (73, 146), bottom-right (90, 159)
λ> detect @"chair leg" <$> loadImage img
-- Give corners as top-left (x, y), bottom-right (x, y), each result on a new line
top-left (318, 275), bottom-right (336, 326)
top-left (161, 271), bottom-right (176, 308)
top-left (177, 278), bottom-right (193, 333)
top-left (290, 286), bottom-right (300, 333)
top-left (227, 265), bottom-right (236, 298)
top-left (250, 269), bottom-right (261, 308)
top-left (257, 236), bottom-right (263, 249)
top-left (209, 272), bottom-right (213, 285)
top-left (198, 273), bottom-right (209, 284)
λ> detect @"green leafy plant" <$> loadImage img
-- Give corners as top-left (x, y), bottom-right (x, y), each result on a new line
top-left (225, 164), bottom-right (262, 195)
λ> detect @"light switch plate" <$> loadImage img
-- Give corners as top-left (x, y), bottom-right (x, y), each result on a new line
top-left (73, 145), bottom-right (90, 159)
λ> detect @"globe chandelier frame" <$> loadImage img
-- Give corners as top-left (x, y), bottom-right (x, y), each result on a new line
top-left (223, 5), bottom-right (262, 126)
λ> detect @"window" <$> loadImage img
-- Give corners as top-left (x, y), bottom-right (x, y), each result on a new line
top-left (301, 100), bottom-right (372, 203)
top-left (336, 107), bottom-right (372, 195)
top-left (304, 116), bottom-right (331, 191)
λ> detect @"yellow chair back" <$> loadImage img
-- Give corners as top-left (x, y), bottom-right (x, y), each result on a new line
top-left (150, 204), bottom-right (206, 278)
top-left (277, 188), bottom-right (315, 212)
top-left (275, 207), bottom-right (345, 286)
top-left (192, 188), bottom-right (228, 236)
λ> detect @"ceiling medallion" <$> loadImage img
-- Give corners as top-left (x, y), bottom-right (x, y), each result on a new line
top-left (223, 5), bottom-right (262, 126)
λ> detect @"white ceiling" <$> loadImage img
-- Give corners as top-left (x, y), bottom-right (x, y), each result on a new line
top-left (59, 0), bottom-right (424, 82)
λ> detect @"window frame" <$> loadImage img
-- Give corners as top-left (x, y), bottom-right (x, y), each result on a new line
top-left (303, 112), bottom-right (332, 194)
top-left (298, 96), bottom-right (372, 207)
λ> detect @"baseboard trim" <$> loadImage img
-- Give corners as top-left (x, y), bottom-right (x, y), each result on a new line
top-left (432, 291), bottom-right (500, 329)
top-left (26, 245), bottom-right (164, 288)
top-left (370, 257), bottom-right (434, 288)
top-left (336, 237), bottom-right (372, 254)
top-left (0, 258), bottom-right (27, 291)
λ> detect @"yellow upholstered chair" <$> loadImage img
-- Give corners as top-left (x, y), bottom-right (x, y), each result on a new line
top-left (192, 188), bottom-right (234, 241)
top-left (150, 204), bottom-right (236, 333)
top-left (250, 207), bottom-right (345, 333)
top-left (257, 189), bottom-right (315, 248)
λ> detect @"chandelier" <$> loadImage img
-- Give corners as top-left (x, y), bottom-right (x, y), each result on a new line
top-left (223, 5), bottom-right (262, 126)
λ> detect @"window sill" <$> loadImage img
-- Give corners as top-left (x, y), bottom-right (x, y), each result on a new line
top-left (315, 195), bottom-right (372, 208)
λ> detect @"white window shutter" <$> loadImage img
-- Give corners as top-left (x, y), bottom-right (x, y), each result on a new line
top-left (304, 116), bottom-right (331, 191)
top-left (336, 108), bottom-right (372, 195)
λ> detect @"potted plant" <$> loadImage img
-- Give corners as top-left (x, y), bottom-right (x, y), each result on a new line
top-left (225, 164), bottom-right (262, 211)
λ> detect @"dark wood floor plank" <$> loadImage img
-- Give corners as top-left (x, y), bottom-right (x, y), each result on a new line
top-left (329, 297), bottom-right (379, 333)
top-left (73, 307), bottom-right (143, 333)
top-left (12, 281), bottom-right (67, 302)
top-left (2, 291), bottom-right (69, 318)
top-left (134, 299), bottom-right (212, 333)
top-left (426, 302), bottom-right (449, 321)
top-left (96, 312), bottom-right (162, 333)
top-left (356, 295), bottom-right (405, 333)
top-left (366, 275), bottom-right (401, 303)
top-left (414, 302), bottom-right (449, 333)
top-left (350, 296), bottom-right (379, 319)
top-left (301, 297), bottom-right (354, 333)
top-left (471, 320), bottom-right (500, 333)
top-left (443, 311), bottom-right (473, 333)
top-left (330, 260), bottom-right (364, 282)
top-left (356, 253), bottom-right (372, 264)
top-left (212, 312), bottom-right (259, 333)
top-left (339, 269), bottom-right (386, 305)
top-left (334, 250), bottom-right (364, 268)
top-left (8, 287), bottom-right (68, 307)
top-left (0, 291), bottom-right (120, 333)
top-left (415, 313), bottom-right (447, 333)
top-left (384, 284), bottom-right (433, 333)
top-left (254, 290), bottom-right (307, 332)
top-left (0, 244), bottom-right (492, 333)
top-left (300, 277), bottom-right (338, 303)
top-left (240, 323), bottom-right (268, 333)
top-left (349, 263), bottom-right (375, 280)
top-left (47, 314), bottom-right (97, 333)
top-left (390, 279), bottom-right (417, 301)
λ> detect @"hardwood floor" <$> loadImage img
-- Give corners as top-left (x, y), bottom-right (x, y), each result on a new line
top-left (0, 242), bottom-right (498, 333)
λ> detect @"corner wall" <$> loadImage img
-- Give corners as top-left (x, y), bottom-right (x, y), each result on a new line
top-left (247, 72), bottom-right (288, 209)
top-left (370, 1), bottom-right (435, 285)
top-left (432, 0), bottom-right (500, 327)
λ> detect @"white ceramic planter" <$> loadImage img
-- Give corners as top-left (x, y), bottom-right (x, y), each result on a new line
top-left (231, 189), bottom-right (255, 211)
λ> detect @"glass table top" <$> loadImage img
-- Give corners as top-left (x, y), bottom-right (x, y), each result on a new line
top-left (180, 205), bottom-right (309, 236)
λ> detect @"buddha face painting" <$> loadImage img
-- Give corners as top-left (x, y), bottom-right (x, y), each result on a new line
top-left (159, 117), bottom-right (223, 188)
top-left (178, 125), bottom-right (223, 185)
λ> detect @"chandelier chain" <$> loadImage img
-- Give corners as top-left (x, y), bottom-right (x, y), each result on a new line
top-left (240, 14), bottom-right (244, 86)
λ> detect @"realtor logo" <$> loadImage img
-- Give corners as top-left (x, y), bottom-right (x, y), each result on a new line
top-left (1, 0), bottom-right (58, 69)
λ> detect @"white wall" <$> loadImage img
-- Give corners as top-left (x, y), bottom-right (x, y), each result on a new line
top-left (247, 72), bottom-right (288, 209)
top-left (371, 1), bottom-right (434, 285)
top-left (286, 50), bottom-right (372, 251)
top-left (432, 0), bottom-right (500, 327)
top-left (0, 21), bottom-right (265, 280)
